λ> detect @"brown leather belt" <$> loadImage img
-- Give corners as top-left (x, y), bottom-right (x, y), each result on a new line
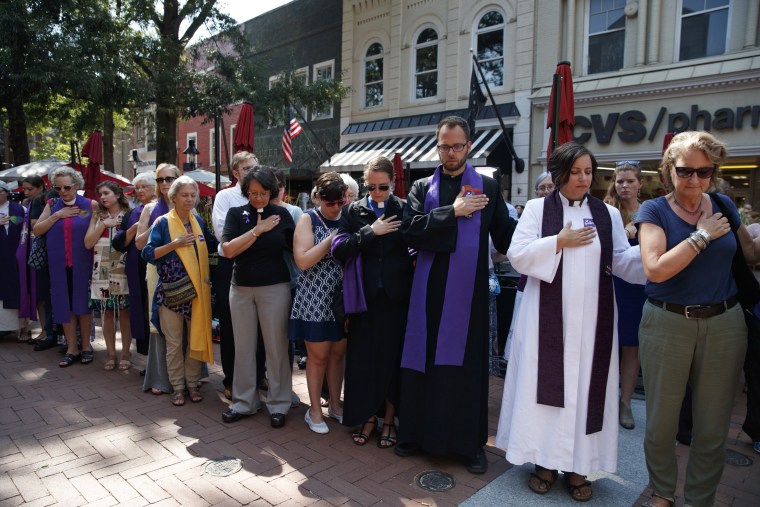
top-left (647, 296), bottom-right (738, 320)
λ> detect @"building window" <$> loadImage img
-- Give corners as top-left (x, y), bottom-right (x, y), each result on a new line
top-left (679, 0), bottom-right (729, 61)
top-left (414, 28), bottom-right (438, 99)
top-left (208, 129), bottom-right (215, 168)
top-left (313, 60), bottom-right (334, 120)
top-left (364, 43), bottom-right (384, 108)
top-left (587, 0), bottom-right (625, 74)
top-left (475, 11), bottom-right (505, 88)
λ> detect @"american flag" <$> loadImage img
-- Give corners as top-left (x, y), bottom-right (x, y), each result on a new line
top-left (282, 113), bottom-right (303, 163)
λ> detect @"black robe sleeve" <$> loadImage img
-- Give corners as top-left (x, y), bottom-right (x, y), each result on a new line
top-left (111, 209), bottom-right (133, 253)
top-left (333, 203), bottom-right (377, 261)
top-left (401, 178), bottom-right (458, 253)
top-left (486, 179), bottom-right (517, 255)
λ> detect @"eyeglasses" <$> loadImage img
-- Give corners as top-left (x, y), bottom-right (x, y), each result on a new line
top-left (536, 185), bottom-right (554, 193)
top-left (53, 185), bottom-right (75, 192)
top-left (675, 166), bottom-right (715, 179)
top-left (247, 191), bottom-right (269, 198)
top-left (366, 184), bottom-right (390, 192)
top-left (321, 199), bottom-right (345, 208)
top-left (237, 165), bottom-right (255, 174)
top-left (616, 160), bottom-right (641, 167)
top-left (156, 176), bottom-right (176, 184)
top-left (437, 144), bottom-right (467, 153)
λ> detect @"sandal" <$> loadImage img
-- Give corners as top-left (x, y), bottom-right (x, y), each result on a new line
top-left (81, 349), bottom-right (94, 364)
top-left (187, 386), bottom-right (203, 403)
top-left (103, 358), bottom-right (116, 371)
top-left (150, 387), bottom-right (163, 395)
top-left (171, 391), bottom-right (185, 406)
top-left (117, 359), bottom-right (131, 371)
top-left (377, 423), bottom-right (398, 449)
top-left (528, 466), bottom-right (558, 494)
top-left (59, 353), bottom-right (80, 368)
top-left (352, 417), bottom-right (377, 446)
top-left (17, 330), bottom-right (31, 343)
top-left (565, 473), bottom-right (592, 502)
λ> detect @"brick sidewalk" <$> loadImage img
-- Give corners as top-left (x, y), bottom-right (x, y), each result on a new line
top-left (2, 324), bottom-right (756, 506)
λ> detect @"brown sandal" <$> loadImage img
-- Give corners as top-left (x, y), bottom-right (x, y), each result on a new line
top-left (171, 391), bottom-right (185, 406)
top-left (528, 466), bottom-right (558, 494)
top-left (565, 473), bottom-right (592, 502)
top-left (187, 386), bottom-right (203, 403)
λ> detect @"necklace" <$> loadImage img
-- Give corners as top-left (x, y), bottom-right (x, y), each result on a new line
top-left (672, 195), bottom-right (702, 216)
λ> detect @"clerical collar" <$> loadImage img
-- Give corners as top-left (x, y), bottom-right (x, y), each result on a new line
top-left (63, 197), bottom-right (77, 206)
top-left (559, 192), bottom-right (588, 208)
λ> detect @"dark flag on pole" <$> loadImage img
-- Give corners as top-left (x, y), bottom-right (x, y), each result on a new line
top-left (467, 68), bottom-right (487, 136)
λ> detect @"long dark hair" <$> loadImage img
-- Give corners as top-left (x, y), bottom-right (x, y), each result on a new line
top-left (96, 181), bottom-right (131, 213)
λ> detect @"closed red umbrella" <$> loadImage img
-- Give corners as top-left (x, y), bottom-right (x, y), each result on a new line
top-left (233, 103), bottom-right (254, 153)
top-left (546, 61), bottom-right (575, 158)
top-left (662, 131), bottom-right (675, 157)
top-left (392, 153), bottom-right (406, 199)
top-left (81, 130), bottom-right (103, 199)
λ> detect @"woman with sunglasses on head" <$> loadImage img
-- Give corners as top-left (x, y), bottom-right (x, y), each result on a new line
top-left (604, 161), bottom-right (646, 431)
top-left (290, 172), bottom-right (348, 434)
top-left (332, 156), bottom-right (413, 448)
top-left (33, 167), bottom-right (95, 367)
top-left (136, 163), bottom-right (182, 395)
top-left (637, 131), bottom-right (760, 507)
top-left (84, 181), bottom-right (133, 372)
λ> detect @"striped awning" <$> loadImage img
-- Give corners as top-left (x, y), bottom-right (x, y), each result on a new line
top-left (320, 129), bottom-right (505, 172)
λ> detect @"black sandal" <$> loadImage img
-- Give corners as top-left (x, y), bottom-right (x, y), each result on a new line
top-left (59, 353), bottom-right (80, 368)
top-left (528, 466), bottom-right (558, 494)
top-left (377, 423), bottom-right (397, 449)
top-left (80, 349), bottom-right (94, 364)
top-left (352, 417), bottom-right (376, 446)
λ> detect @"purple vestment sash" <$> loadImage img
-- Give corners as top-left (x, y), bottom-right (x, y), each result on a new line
top-left (330, 232), bottom-right (367, 314)
top-left (16, 201), bottom-right (36, 317)
top-left (47, 195), bottom-right (93, 323)
top-left (401, 163), bottom-right (482, 372)
top-left (537, 190), bottom-right (614, 434)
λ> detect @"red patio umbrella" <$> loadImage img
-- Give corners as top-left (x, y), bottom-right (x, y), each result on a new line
top-left (392, 153), bottom-right (406, 198)
top-left (546, 61), bottom-right (575, 158)
top-left (233, 103), bottom-right (254, 154)
top-left (81, 130), bottom-right (103, 199)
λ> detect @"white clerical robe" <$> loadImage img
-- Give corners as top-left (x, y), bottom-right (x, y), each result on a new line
top-left (495, 193), bottom-right (645, 475)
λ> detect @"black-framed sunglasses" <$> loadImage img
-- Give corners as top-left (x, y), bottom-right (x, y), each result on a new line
top-left (53, 185), bottom-right (75, 192)
top-left (366, 184), bottom-right (390, 192)
top-left (675, 166), bottom-right (715, 179)
top-left (156, 176), bottom-right (176, 184)
top-left (616, 160), bottom-right (641, 167)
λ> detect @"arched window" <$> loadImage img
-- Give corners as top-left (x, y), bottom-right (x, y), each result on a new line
top-left (475, 11), bottom-right (504, 87)
top-left (364, 43), bottom-right (384, 108)
top-left (414, 28), bottom-right (438, 99)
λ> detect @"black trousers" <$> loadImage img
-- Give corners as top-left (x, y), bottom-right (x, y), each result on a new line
top-left (743, 310), bottom-right (760, 442)
top-left (215, 257), bottom-right (235, 388)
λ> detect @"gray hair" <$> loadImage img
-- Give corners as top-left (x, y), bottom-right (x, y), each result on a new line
top-left (50, 166), bottom-right (84, 189)
top-left (168, 175), bottom-right (199, 205)
top-left (340, 173), bottom-right (359, 199)
top-left (132, 172), bottom-right (156, 187)
top-left (533, 171), bottom-right (552, 191)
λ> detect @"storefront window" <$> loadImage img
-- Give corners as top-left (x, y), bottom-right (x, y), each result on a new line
top-left (364, 43), bottom-right (384, 108)
top-left (476, 10), bottom-right (505, 88)
top-left (414, 28), bottom-right (438, 99)
top-left (587, 0), bottom-right (625, 75)
top-left (679, 0), bottom-right (729, 61)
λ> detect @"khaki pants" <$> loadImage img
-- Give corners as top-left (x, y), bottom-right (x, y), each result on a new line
top-left (639, 301), bottom-right (746, 507)
top-left (158, 305), bottom-right (202, 392)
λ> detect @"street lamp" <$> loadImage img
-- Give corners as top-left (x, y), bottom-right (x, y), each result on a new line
top-left (183, 139), bottom-right (199, 172)
top-left (131, 149), bottom-right (142, 178)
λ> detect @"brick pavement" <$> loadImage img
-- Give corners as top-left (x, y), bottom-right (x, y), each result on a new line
top-left (1, 323), bottom-right (757, 506)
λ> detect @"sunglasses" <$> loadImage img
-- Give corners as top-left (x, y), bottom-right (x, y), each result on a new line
top-left (616, 160), bottom-right (641, 167)
top-left (156, 176), bottom-right (176, 184)
top-left (53, 185), bottom-right (75, 192)
top-left (321, 199), bottom-right (345, 208)
top-left (675, 166), bottom-right (715, 179)
top-left (366, 184), bottom-right (390, 192)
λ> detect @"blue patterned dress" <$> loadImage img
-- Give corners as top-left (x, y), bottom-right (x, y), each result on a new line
top-left (289, 209), bottom-right (343, 342)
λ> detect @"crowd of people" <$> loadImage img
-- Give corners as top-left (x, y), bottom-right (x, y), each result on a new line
top-left (2, 118), bottom-right (758, 507)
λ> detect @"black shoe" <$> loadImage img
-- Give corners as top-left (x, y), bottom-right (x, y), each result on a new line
top-left (465, 448), bottom-right (488, 474)
top-left (270, 413), bottom-right (286, 428)
top-left (222, 408), bottom-right (243, 423)
top-left (140, 369), bottom-right (146, 376)
top-left (34, 337), bottom-right (58, 351)
top-left (394, 442), bottom-right (419, 458)
top-left (297, 357), bottom-right (307, 370)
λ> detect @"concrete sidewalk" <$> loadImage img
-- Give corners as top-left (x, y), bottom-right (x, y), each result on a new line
top-left (1, 322), bottom-right (757, 506)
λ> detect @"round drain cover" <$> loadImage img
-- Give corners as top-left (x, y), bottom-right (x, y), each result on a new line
top-left (414, 470), bottom-right (456, 492)
top-left (725, 449), bottom-right (752, 467)
top-left (203, 456), bottom-right (242, 477)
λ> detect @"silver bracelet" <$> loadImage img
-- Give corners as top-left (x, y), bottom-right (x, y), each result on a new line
top-left (690, 232), bottom-right (707, 251)
top-left (686, 237), bottom-right (701, 254)
top-left (694, 228), bottom-right (711, 246)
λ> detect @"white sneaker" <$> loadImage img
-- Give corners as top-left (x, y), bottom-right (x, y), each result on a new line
top-left (290, 391), bottom-right (301, 408)
top-left (305, 410), bottom-right (329, 434)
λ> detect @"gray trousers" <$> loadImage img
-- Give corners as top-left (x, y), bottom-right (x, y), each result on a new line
top-left (639, 301), bottom-right (746, 507)
top-left (229, 282), bottom-right (292, 416)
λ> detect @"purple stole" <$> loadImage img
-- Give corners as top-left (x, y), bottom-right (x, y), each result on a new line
top-left (0, 201), bottom-right (25, 309)
top-left (121, 204), bottom-right (147, 340)
top-left (331, 232), bottom-right (368, 314)
top-left (16, 201), bottom-right (37, 317)
top-left (401, 164), bottom-right (482, 372)
top-left (47, 195), bottom-right (93, 323)
top-left (537, 191), bottom-right (614, 435)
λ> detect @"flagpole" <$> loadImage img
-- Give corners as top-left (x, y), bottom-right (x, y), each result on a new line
top-left (470, 51), bottom-right (524, 174)
top-left (288, 101), bottom-right (333, 162)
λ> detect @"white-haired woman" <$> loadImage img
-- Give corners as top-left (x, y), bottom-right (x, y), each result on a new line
top-left (33, 167), bottom-right (95, 367)
top-left (142, 176), bottom-right (218, 406)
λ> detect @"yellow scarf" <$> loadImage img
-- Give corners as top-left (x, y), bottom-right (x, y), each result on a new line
top-left (166, 209), bottom-right (214, 364)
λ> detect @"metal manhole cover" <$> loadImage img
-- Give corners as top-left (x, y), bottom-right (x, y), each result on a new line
top-left (414, 470), bottom-right (456, 492)
top-left (203, 456), bottom-right (242, 477)
top-left (725, 449), bottom-right (753, 467)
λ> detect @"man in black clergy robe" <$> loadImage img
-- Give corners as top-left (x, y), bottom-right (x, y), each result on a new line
top-left (396, 116), bottom-right (516, 473)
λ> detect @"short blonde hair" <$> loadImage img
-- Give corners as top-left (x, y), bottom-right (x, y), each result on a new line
top-left (660, 131), bottom-right (727, 190)
top-left (231, 151), bottom-right (258, 171)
